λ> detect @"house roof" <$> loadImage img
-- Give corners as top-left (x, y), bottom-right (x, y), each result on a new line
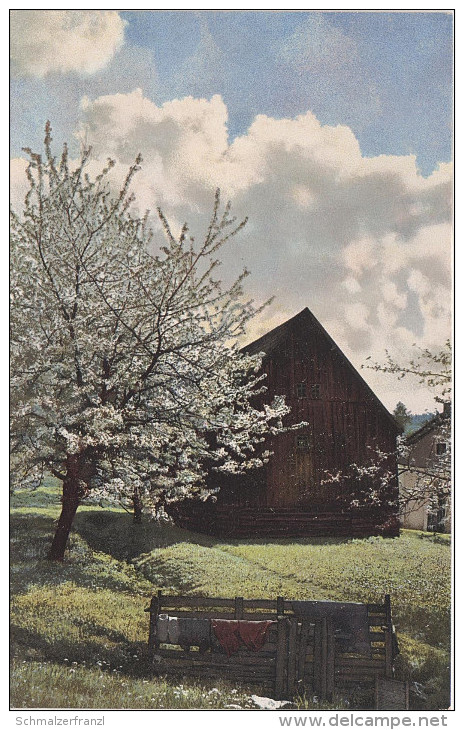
top-left (405, 410), bottom-right (448, 446)
top-left (242, 307), bottom-right (401, 432)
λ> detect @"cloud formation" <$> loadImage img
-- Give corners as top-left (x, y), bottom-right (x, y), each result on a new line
top-left (10, 10), bottom-right (125, 78)
top-left (11, 91), bottom-right (452, 410)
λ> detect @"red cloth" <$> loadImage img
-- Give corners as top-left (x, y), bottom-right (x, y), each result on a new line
top-left (211, 619), bottom-right (275, 656)
top-left (239, 620), bottom-right (274, 651)
top-left (211, 620), bottom-right (241, 657)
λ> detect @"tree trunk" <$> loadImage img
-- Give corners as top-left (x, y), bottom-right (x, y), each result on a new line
top-left (48, 456), bottom-right (81, 561)
top-left (133, 485), bottom-right (143, 524)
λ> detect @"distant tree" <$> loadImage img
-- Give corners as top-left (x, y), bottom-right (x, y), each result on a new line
top-left (392, 401), bottom-right (412, 432)
top-left (10, 125), bottom-right (291, 561)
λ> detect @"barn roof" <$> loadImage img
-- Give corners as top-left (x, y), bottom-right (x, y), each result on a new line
top-left (242, 307), bottom-right (401, 432)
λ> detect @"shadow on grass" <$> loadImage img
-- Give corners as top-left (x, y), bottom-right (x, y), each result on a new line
top-left (73, 509), bottom-right (215, 562)
top-left (10, 514), bottom-right (56, 562)
top-left (10, 513), bottom-right (150, 596)
top-left (74, 507), bottom-right (359, 562)
top-left (11, 625), bottom-right (150, 678)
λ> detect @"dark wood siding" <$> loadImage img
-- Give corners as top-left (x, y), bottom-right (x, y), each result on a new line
top-left (248, 315), bottom-right (398, 510)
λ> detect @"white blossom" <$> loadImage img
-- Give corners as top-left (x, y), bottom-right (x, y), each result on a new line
top-left (10, 125), bottom-right (291, 555)
top-left (326, 342), bottom-right (451, 524)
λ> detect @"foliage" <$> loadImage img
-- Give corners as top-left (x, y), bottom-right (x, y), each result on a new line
top-left (10, 125), bottom-right (291, 558)
top-left (392, 401), bottom-right (412, 431)
top-left (365, 340), bottom-right (451, 406)
top-left (405, 412), bottom-right (436, 436)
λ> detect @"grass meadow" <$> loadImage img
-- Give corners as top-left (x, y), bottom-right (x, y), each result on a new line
top-left (10, 480), bottom-right (451, 710)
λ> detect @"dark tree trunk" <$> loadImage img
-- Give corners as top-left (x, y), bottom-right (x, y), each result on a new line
top-left (133, 485), bottom-right (143, 524)
top-left (48, 455), bottom-right (82, 561)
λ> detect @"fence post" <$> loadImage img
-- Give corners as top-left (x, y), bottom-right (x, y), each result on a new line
top-left (275, 616), bottom-right (288, 699)
top-left (297, 620), bottom-right (310, 696)
top-left (326, 617), bottom-right (335, 701)
top-left (320, 616), bottom-right (328, 700)
top-left (313, 619), bottom-right (322, 697)
top-left (147, 593), bottom-right (160, 655)
top-left (384, 594), bottom-right (393, 678)
top-left (235, 596), bottom-right (244, 620)
top-left (287, 618), bottom-right (298, 695)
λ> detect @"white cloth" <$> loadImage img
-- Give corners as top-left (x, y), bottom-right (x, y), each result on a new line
top-left (156, 614), bottom-right (180, 644)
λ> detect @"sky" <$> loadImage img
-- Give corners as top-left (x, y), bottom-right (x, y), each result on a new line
top-left (9, 9), bottom-right (453, 412)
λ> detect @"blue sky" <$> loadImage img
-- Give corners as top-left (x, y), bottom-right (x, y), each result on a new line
top-left (11, 11), bottom-right (453, 175)
top-left (10, 10), bottom-right (453, 411)
top-left (125, 11), bottom-right (453, 174)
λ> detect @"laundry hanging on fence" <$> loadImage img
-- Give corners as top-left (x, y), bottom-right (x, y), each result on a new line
top-left (292, 601), bottom-right (371, 656)
top-left (238, 621), bottom-right (275, 652)
top-left (156, 614), bottom-right (180, 644)
top-left (177, 617), bottom-right (211, 652)
top-left (211, 620), bottom-right (241, 656)
top-left (156, 615), bottom-right (210, 651)
top-left (211, 619), bottom-right (275, 656)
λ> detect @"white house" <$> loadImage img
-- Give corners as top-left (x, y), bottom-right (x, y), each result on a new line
top-left (398, 405), bottom-right (451, 533)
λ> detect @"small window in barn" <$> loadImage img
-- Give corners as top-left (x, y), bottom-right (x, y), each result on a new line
top-left (311, 384), bottom-right (321, 399)
top-left (296, 435), bottom-right (310, 450)
top-left (436, 442), bottom-right (447, 455)
top-left (296, 382), bottom-right (307, 398)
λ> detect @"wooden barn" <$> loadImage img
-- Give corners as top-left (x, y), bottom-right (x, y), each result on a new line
top-left (170, 308), bottom-right (400, 538)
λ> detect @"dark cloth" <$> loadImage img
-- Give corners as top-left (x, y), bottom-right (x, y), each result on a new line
top-left (292, 600), bottom-right (371, 656)
top-left (211, 619), bottom-right (275, 656)
top-left (211, 620), bottom-right (241, 656)
top-left (177, 617), bottom-right (211, 652)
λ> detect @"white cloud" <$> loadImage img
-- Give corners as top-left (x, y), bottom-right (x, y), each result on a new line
top-left (10, 10), bottom-right (125, 78)
top-left (11, 91), bottom-right (452, 411)
top-left (344, 303), bottom-right (371, 331)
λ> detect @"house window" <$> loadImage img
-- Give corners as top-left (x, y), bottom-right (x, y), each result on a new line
top-left (427, 501), bottom-right (447, 533)
top-left (296, 435), bottom-right (310, 451)
top-left (311, 384), bottom-right (321, 399)
top-left (296, 382), bottom-right (307, 398)
top-left (436, 442), bottom-right (447, 456)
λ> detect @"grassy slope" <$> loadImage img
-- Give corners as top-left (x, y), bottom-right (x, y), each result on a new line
top-left (10, 481), bottom-right (451, 710)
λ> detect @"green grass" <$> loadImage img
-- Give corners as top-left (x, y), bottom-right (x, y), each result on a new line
top-left (10, 481), bottom-right (451, 710)
top-left (10, 659), bottom-right (259, 710)
top-left (214, 534), bottom-right (451, 648)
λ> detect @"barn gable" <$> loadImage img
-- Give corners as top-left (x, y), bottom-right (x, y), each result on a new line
top-left (242, 307), bottom-right (399, 432)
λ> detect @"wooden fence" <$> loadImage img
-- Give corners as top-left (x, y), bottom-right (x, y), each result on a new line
top-left (146, 592), bottom-right (403, 706)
